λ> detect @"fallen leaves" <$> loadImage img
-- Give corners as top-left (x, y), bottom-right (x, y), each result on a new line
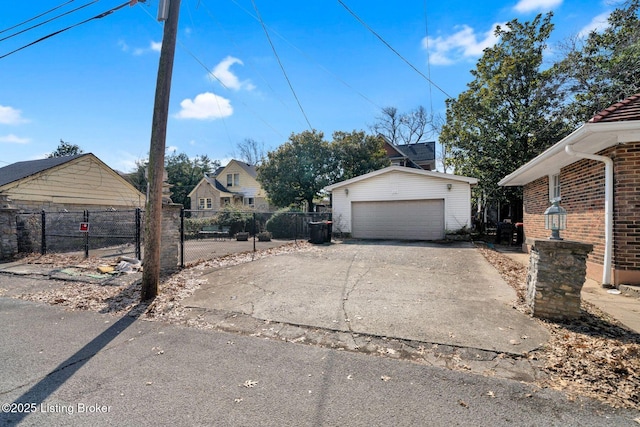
top-left (477, 242), bottom-right (640, 410)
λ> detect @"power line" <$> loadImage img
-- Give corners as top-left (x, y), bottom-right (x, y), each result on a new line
top-left (0, 0), bottom-right (99, 43)
top-left (337, 0), bottom-right (452, 100)
top-left (0, 1), bottom-right (136, 60)
top-left (137, 2), bottom-right (286, 141)
top-left (251, 0), bottom-right (313, 129)
top-left (226, 0), bottom-right (383, 112)
top-left (0, 0), bottom-right (76, 35)
top-left (423, 0), bottom-right (434, 114)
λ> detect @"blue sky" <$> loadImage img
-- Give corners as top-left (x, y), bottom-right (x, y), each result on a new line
top-left (0, 0), bottom-right (619, 173)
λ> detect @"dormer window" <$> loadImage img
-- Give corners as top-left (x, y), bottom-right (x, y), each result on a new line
top-left (227, 173), bottom-right (240, 187)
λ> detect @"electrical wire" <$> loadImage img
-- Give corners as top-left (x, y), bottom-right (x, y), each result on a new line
top-left (0, 0), bottom-right (99, 43)
top-left (423, 0), bottom-right (434, 114)
top-left (0, 1), bottom-right (134, 60)
top-left (225, 0), bottom-right (383, 112)
top-left (337, 0), bottom-right (452, 99)
top-left (0, 0), bottom-right (76, 35)
top-left (251, 0), bottom-right (313, 129)
top-left (136, 1), bottom-right (285, 140)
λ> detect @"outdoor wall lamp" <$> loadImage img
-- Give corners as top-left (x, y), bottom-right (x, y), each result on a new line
top-left (544, 199), bottom-right (567, 240)
top-left (447, 183), bottom-right (452, 190)
top-left (345, 188), bottom-right (349, 196)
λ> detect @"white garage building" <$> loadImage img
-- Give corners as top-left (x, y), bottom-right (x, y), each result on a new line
top-left (324, 166), bottom-right (477, 240)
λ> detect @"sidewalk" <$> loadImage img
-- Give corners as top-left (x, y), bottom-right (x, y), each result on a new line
top-left (501, 251), bottom-right (640, 334)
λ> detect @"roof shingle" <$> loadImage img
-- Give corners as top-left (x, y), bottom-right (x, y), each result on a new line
top-left (589, 93), bottom-right (640, 123)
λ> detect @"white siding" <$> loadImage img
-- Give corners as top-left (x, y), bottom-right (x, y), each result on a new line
top-left (330, 169), bottom-right (472, 236)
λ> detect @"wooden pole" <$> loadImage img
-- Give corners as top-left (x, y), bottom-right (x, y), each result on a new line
top-left (141, 0), bottom-right (181, 301)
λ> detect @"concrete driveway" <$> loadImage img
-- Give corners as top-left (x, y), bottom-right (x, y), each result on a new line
top-left (184, 241), bottom-right (549, 355)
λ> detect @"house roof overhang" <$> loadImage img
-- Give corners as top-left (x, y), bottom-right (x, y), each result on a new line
top-left (498, 120), bottom-right (640, 187)
top-left (324, 166), bottom-right (478, 192)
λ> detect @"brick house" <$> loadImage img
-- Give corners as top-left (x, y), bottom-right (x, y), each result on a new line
top-left (499, 94), bottom-right (640, 287)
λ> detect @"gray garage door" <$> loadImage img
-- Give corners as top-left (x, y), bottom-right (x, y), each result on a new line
top-left (351, 199), bottom-right (445, 240)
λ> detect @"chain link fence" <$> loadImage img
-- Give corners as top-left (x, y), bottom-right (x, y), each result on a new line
top-left (180, 209), bottom-right (331, 266)
top-left (15, 209), bottom-right (142, 259)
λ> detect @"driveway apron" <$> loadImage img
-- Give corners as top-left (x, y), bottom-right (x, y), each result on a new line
top-left (184, 241), bottom-right (549, 354)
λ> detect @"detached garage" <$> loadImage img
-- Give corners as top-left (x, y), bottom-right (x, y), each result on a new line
top-left (324, 166), bottom-right (477, 240)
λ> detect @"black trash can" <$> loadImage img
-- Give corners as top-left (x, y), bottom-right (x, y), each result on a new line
top-left (324, 221), bottom-right (332, 242)
top-left (309, 221), bottom-right (326, 244)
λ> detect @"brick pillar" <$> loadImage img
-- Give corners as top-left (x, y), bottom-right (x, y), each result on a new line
top-left (0, 195), bottom-right (18, 261)
top-left (160, 203), bottom-right (181, 274)
top-left (526, 239), bottom-right (593, 320)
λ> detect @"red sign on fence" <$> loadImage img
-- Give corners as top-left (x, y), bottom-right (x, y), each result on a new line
top-left (79, 222), bottom-right (89, 232)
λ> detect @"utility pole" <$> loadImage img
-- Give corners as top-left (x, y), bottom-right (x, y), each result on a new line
top-left (141, 0), bottom-right (181, 301)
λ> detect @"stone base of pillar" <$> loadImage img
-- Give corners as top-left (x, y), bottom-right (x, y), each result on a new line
top-left (526, 239), bottom-right (593, 321)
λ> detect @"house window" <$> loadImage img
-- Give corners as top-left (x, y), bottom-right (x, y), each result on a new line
top-left (198, 198), bottom-right (212, 209)
top-left (549, 173), bottom-right (561, 201)
top-left (245, 197), bottom-right (255, 206)
top-left (226, 173), bottom-right (240, 187)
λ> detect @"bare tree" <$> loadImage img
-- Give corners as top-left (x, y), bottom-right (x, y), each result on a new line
top-left (371, 106), bottom-right (438, 145)
top-left (235, 138), bottom-right (266, 165)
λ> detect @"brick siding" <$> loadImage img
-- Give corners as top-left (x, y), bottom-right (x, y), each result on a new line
top-left (522, 141), bottom-right (640, 284)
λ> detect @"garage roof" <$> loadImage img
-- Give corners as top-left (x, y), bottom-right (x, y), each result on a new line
top-left (324, 166), bottom-right (477, 191)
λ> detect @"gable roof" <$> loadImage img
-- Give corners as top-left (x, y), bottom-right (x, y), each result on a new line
top-left (324, 166), bottom-right (477, 191)
top-left (499, 94), bottom-right (640, 187)
top-left (0, 154), bottom-right (85, 187)
top-left (394, 142), bottom-right (436, 163)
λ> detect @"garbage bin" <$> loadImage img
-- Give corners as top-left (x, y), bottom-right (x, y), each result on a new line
top-left (515, 222), bottom-right (524, 245)
top-left (324, 221), bottom-right (332, 242)
top-left (309, 221), bottom-right (326, 244)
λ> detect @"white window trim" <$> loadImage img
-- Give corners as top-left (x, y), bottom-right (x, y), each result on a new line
top-left (548, 172), bottom-right (561, 202)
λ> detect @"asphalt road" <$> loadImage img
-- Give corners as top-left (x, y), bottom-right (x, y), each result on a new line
top-left (1, 297), bottom-right (637, 426)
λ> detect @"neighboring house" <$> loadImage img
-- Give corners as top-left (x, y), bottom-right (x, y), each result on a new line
top-left (499, 94), bottom-right (640, 287)
top-left (383, 138), bottom-right (436, 170)
top-left (0, 153), bottom-right (145, 211)
top-left (188, 159), bottom-right (271, 213)
top-left (325, 166), bottom-right (477, 240)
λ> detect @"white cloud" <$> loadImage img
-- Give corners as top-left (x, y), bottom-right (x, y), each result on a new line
top-left (514, 0), bottom-right (563, 13)
top-left (423, 23), bottom-right (503, 65)
top-left (578, 12), bottom-right (611, 38)
top-left (175, 92), bottom-right (233, 120)
top-left (0, 134), bottom-right (30, 144)
top-left (210, 56), bottom-right (255, 91)
top-left (0, 105), bottom-right (28, 125)
top-left (122, 40), bottom-right (161, 56)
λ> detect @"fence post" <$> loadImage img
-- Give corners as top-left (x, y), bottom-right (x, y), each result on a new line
top-left (252, 212), bottom-right (256, 252)
top-left (84, 210), bottom-right (89, 258)
top-left (180, 206), bottom-right (185, 268)
top-left (135, 208), bottom-right (141, 260)
top-left (41, 210), bottom-right (46, 255)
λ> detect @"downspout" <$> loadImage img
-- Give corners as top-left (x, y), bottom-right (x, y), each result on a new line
top-left (564, 144), bottom-right (613, 286)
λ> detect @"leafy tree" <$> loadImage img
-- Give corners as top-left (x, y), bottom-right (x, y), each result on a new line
top-left (552, 0), bottom-right (640, 125)
top-left (125, 151), bottom-right (219, 207)
top-left (165, 152), bottom-right (219, 208)
top-left (47, 139), bottom-right (83, 158)
top-left (440, 13), bottom-right (571, 222)
top-left (127, 159), bottom-right (148, 194)
top-left (331, 131), bottom-right (389, 181)
top-left (257, 130), bottom-right (336, 211)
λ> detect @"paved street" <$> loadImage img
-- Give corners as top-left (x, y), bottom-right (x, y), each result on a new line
top-left (1, 297), bottom-right (637, 426)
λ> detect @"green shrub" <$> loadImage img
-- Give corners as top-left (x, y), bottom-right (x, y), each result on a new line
top-left (265, 208), bottom-right (301, 238)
